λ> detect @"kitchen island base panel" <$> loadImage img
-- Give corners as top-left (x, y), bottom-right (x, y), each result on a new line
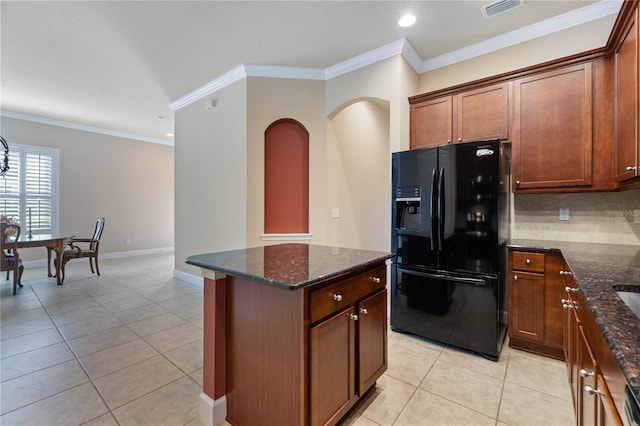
top-left (225, 275), bottom-right (307, 426)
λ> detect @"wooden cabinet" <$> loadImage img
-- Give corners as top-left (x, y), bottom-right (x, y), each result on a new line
top-left (508, 250), bottom-right (565, 359)
top-left (614, 4), bottom-right (640, 183)
top-left (512, 63), bottom-right (593, 191)
top-left (411, 96), bottom-right (453, 149)
top-left (225, 263), bottom-right (387, 426)
top-left (563, 287), bottom-right (624, 426)
top-left (410, 82), bottom-right (510, 149)
top-left (310, 288), bottom-right (387, 426)
top-left (456, 83), bottom-right (510, 143)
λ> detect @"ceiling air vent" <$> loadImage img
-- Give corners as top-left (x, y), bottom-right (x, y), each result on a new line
top-left (482, 0), bottom-right (524, 18)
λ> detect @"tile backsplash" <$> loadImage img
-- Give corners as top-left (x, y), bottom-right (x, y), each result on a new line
top-left (512, 189), bottom-right (640, 245)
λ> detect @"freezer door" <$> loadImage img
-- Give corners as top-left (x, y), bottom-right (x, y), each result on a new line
top-left (390, 265), bottom-right (502, 358)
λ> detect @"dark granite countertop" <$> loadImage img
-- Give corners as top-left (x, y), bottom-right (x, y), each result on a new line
top-left (510, 239), bottom-right (640, 404)
top-left (186, 243), bottom-right (393, 290)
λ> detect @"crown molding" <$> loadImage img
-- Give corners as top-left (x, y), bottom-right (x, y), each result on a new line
top-left (419, 0), bottom-right (622, 72)
top-left (171, 0), bottom-right (620, 111)
top-left (0, 110), bottom-right (173, 146)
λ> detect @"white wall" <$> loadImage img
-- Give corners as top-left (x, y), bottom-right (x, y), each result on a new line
top-left (326, 100), bottom-right (390, 251)
top-left (174, 80), bottom-right (248, 275)
top-left (1, 116), bottom-right (174, 262)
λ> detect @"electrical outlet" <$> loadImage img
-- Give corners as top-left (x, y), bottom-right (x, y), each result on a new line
top-left (331, 208), bottom-right (340, 218)
top-left (125, 238), bottom-right (131, 245)
top-left (559, 208), bottom-right (570, 221)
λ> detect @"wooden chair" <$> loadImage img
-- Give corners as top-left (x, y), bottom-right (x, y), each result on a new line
top-left (1, 222), bottom-right (24, 294)
top-left (58, 218), bottom-right (105, 283)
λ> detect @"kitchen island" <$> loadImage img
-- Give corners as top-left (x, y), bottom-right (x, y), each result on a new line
top-left (186, 243), bottom-right (393, 426)
top-left (509, 240), bottom-right (640, 424)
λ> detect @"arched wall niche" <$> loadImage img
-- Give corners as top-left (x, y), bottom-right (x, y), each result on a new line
top-left (264, 118), bottom-right (310, 234)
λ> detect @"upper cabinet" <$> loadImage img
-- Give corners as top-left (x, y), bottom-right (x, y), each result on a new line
top-left (457, 82), bottom-right (510, 143)
top-left (512, 64), bottom-right (593, 191)
top-left (410, 82), bottom-right (510, 149)
top-left (614, 4), bottom-right (640, 183)
top-left (410, 96), bottom-right (453, 149)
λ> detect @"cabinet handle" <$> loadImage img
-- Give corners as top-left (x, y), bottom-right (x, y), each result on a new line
top-left (513, 275), bottom-right (518, 281)
top-left (458, 138), bottom-right (462, 142)
top-left (579, 369), bottom-right (595, 378)
top-left (349, 313), bottom-right (359, 321)
top-left (626, 166), bottom-right (637, 171)
top-left (516, 180), bottom-right (521, 185)
top-left (360, 307), bottom-right (369, 315)
top-left (560, 270), bottom-right (572, 276)
top-left (333, 293), bottom-right (343, 302)
top-left (563, 303), bottom-right (573, 309)
top-left (372, 277), bottom-right (381, 284)
top-left (525, 258), bottom-right (531, 265)
top-left (565, 286), bottom-right (578, 293)
top-left (447, 139), bottom-right (452, 144)
top-left (584, 385), bottom-right (604, 396)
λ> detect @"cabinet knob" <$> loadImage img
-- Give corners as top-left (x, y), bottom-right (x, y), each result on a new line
top-left (626, 166), bottom-right (637, 171)
top-left (579, 369), bottom-right (595, 378)
top-left (584, 385), bottom-right (604, 396)
top-left (333, 293), bottom-right (343, 302)
top-left (349, 313), bottom-right (359, 321)
top-left (372, 277), bottom-right (381, 284)
top-left (515, 180), bottom-right (521, 185)
top-left (458, 138), bottom-right (462, 142)
top-left (360, 307), bottom-right (369, 315)
top-left (563, 304), bottom-right (573, 309)
top-left (560, 270), bottom-right (572, 276)
top-left (447, 140), bottom-right (452, 144)
top-left (525, 258), bottom-right (531, 265)
top-left (513, 275), bottom-right (518, 281)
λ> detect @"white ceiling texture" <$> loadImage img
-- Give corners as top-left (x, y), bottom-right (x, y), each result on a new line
top-left (0, 1), bottom-right (622, 145)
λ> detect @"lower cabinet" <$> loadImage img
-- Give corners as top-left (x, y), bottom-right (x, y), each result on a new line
top-left (563, 280), bottom-right (624, 426)
top-left (310, 289), bottom-right (387, 426)
top-left (508, 249), bottom-right (565, 359)
top-left (225, 264), bottom-right (387, 426)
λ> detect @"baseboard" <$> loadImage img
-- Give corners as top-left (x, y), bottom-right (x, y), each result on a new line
top-left (199, 393), bottom-right (226, 426)
top-left (174, 268), bottom-right (203, 287)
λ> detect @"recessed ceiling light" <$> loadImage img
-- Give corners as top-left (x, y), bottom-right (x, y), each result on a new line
top-left (398, 14), bottom-right (416, 28)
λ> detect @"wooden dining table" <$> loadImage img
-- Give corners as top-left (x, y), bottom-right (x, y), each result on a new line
top-left (8, 234), bottom-right (74, 286)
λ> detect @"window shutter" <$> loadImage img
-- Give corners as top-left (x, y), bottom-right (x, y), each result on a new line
top-left (24, 152), bottom-right (53, 233)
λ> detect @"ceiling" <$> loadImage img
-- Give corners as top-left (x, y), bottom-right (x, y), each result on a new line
top-left (0, 1), bottom-right (622, 145)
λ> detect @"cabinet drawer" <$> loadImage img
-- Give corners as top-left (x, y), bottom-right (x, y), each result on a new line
top-left (512, 251), bottom-right (545, 273)
top-left (310, 266), bottom-right (386, 323)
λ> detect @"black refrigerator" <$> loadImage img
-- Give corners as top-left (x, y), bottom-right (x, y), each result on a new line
top-left (390, 139), bottom-right (509, 360)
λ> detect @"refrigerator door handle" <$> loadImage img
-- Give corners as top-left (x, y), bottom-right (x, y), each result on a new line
top-left (396, 267), bottom-right (488, 287)
top-left (429, 168), bottom-right (437, 251)
top-left (437, 167), bottom-right (445, 251)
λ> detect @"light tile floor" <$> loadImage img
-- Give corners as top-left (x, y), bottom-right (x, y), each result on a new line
top-left (0, 253), bottom-right (575, 426)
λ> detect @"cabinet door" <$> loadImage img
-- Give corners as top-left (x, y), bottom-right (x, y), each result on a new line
top-left (310, 306), bottom-right (356, 426)
top-left (563, 293), bottom-right (580, 409)
top-left (578, 326), bottom-right (598, 426)
top-left (510, 271), bottom-right (545, 342)
top-left (411, 96), bottom-right (453, 149)
top-left (457, 82), bottom-right (510, 143)
top-left (357, 290), bottom-right (387, 395)
top-left (543, 254), bottom-right (568, 352)
top-left (513, 63), bottom-right (593, 190)
top-left (614, 8), bottom-right (639, 182)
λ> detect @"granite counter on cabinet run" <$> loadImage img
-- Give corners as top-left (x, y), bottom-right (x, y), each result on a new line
top-left (509, 240), bottom-right (640, 408)
top-left (186, 243), bottom-right (393, 426)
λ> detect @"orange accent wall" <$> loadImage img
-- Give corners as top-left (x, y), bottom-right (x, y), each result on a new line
top-left (264, 119), bottom-right (309, 233)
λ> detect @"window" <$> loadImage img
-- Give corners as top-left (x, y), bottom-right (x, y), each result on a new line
top-left (1, 143), bottom-right (59, 235)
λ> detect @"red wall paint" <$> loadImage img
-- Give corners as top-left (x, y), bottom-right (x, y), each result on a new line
top-left (264, 119), bottom-right (309, 233)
